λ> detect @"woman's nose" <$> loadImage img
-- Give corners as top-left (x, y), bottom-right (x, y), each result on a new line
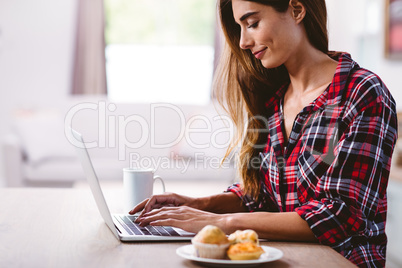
top-left (239, 31), bottom-right (253, 50)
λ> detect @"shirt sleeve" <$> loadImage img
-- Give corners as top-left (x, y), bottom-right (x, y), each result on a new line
top-left (295, 95), bottom-right (398, 247)
top-left (226, 183), bottom-right (256, 211)
top-left (226, 183), bottom-right (278, 212)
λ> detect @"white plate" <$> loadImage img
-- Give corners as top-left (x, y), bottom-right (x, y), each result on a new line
top-left (176, 245), bottom-right (283, 267)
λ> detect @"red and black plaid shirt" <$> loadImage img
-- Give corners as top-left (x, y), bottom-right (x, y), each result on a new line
top-left (227, 53), bottom-right (398, 267)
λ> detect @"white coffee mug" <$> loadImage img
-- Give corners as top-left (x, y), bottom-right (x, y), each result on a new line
top-left (123, 168), bottom-right (166, 212)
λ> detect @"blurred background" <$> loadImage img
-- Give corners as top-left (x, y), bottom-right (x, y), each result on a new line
top-left (0, 0), bottom-right (402, 266)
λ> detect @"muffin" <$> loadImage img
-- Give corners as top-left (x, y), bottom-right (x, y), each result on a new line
top-left (191, 225), bottom-right (230, 259)
top-left (227, 242), bottom-right (265, 260)
top-left (228, 229), bottom-right (259, 245)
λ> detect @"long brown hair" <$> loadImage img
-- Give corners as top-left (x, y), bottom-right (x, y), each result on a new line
top-left (214, 0), bottom-right (329, 199)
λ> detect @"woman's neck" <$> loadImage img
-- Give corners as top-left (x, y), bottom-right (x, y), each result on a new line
top-left (285, 46), bottom-right (338, 96)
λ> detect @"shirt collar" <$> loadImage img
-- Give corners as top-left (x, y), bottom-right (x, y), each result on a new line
top-left (324, 52), bottom-right (357, 106)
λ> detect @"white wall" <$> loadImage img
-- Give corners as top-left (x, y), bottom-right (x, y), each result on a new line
top-left (0, 0), bottom-right (78, 186)
top-left (327, 0), bottom-right (402, 110)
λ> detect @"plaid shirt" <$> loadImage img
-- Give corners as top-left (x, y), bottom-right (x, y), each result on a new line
top-left (227, 53), bottom-right (398, 267)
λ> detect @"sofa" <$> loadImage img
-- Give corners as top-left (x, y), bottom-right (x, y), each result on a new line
top-left (2, 97), bottom-right (237, 187)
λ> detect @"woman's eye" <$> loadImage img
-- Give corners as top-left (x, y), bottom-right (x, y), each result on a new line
top-left (248, 22), bottom-right (259, 29)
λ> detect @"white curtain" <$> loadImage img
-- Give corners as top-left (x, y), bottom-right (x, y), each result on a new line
top-left (72, 0), bottom-right (107, 95)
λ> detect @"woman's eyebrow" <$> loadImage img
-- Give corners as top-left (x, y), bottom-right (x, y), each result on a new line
top-left (239, 11), bottom-right (259, 22)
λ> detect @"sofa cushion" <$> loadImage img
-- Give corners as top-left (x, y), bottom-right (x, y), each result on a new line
top-left (14, 110), bottom-right (76, 164)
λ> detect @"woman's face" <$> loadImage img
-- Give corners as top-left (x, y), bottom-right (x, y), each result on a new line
top-left (231, 0), bottom-right (304, 69)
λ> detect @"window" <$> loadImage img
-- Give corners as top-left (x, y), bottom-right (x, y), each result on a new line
top-left (104, 0), bottom-right (216, 105)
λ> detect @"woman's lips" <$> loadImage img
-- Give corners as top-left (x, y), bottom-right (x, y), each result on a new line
top-left (253, 48), bottom-right (267, 59)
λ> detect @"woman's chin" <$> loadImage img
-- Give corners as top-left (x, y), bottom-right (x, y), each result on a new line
top-left (260, 59), bottom-right (282, 69)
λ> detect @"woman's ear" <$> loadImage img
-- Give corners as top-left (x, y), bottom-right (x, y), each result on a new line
top-left (289, 0), bottom-right (306, 23)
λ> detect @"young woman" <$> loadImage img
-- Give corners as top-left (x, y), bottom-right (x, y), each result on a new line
top-left (130, 0), bottom-right (398, 266)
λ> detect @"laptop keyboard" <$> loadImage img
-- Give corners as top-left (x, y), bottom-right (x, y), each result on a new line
top-left (115, 215), bottom-right (181, 236)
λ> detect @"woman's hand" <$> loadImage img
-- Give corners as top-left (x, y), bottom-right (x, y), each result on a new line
top-left (135, 205), bottom-right (229, 234)
top-left (127, 191), bottom-right (247, 234)
top-left (128, 192), bottom-right (199, 219)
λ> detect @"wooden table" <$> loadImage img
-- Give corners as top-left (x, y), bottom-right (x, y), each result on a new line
top-left (0, 187), bottom-right (356, 267)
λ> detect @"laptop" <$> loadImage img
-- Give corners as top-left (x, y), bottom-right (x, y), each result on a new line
top-left (70, 128), bottom-right (195, 241)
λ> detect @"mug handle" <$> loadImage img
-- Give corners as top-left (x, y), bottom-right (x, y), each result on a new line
top-left (153, 175), bottom-right (166, 193)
